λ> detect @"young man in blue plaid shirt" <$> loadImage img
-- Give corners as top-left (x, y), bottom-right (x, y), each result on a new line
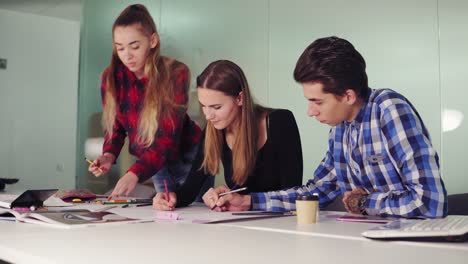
top-left (208, 36), bottom-right (447, 218)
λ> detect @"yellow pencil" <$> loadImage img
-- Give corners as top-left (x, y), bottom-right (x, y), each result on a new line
top-left (85, 158), bottom-right (103, 173)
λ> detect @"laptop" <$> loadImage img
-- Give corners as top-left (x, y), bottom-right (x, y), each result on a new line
top-left (362, 215), bottom-right (468, 242)
top-left (0, 189), bottom-right (58, 209)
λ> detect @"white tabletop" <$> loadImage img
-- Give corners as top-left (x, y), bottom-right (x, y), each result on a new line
top-left (1, 205), bottom-right (467, 264)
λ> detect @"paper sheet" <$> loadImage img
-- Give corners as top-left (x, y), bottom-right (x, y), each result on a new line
top-left (107, 203), bottom-right (291, 223)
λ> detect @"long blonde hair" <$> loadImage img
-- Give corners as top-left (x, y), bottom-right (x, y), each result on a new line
top-left (196, 60), bottom-right (266, 185)
top-left (102, 4), bottom-right (181, 147)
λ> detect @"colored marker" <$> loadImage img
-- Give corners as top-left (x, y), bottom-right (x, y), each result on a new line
top-left (136, 203), bottom-right (152, 207)
top-left (103, 198), bottom-right (152, 204)
top-left (107, 199), bottom-right (132, 203)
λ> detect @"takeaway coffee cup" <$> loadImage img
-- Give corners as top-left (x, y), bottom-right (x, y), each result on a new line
top-left (296, 193), bottom-right (319, 224)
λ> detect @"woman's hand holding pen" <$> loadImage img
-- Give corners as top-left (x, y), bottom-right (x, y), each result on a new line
top-left (202, 186), bottom-right (229, 211)
top-left (214, 192), bottom-right (251, 212)
top-left (153, 192), bottom-right (176, 211)
top-left (88, 153), bottom-right (115, 177)
top-left (203, 186), bottom-right (251, 212)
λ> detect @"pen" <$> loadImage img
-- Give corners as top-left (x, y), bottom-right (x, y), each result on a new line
top-left (136, 203), bottom-right (152, 207)
top-left (211, 187), bottom-right (248, 210)
top-left (122, 202), bottom-right (152, 208)
top-left (164, 179), bottom-right (170, 202)
top-left (218, 187), bottom-right (247, 197)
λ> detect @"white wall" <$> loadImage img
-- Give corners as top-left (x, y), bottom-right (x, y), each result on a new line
top-left (0, 9), bottom-right (79, 190)
top-left (439, 0), bottom-right (468, 194)
top-left (268, 0), bottom-right (441, 188)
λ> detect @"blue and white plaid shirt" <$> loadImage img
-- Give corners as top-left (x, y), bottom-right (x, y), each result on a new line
top-left (251, 89), bottom-right (447, 218)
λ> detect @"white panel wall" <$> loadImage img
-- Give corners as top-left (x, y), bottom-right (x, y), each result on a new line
top-left (160, 0), bottom-right (269, 104)
top-left (439, 0), bottom-right (468, 194)
top-left (0, 9), bottom-right (79, 190)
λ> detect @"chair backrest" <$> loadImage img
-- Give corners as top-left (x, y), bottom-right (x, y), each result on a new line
top-left (323, 194), bottom-right (346, 212)
top-left (448, 193), bottom-right (468, 215)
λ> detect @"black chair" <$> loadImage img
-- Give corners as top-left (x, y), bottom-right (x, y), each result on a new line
top-left (447, 193), bottom-right (468, 215)
top-left (323, 194), bottom-right (346, 211)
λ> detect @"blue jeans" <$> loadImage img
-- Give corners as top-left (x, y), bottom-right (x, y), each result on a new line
top-left (151, 143), bottom-right (213, 202)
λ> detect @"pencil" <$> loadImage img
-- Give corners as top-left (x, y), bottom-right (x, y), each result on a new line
top-left (164, 179), bottom-right (170, 202)
top-left (85, 158), bottom-right (103, 173)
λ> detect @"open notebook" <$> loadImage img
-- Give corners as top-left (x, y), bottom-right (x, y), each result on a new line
top-left (0, 208), bottom-right (151, 228)
top-left (362, 215), bottom-right (468, 242)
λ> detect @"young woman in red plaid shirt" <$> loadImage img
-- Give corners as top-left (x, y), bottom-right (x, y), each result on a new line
top-left (88, 4), bottom-right (206, 199)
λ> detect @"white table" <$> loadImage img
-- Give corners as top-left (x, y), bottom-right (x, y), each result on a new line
top-left (1, 206), bottom-right (467, 264)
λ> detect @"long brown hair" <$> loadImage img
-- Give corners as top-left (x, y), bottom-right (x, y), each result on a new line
top-left (102, 4), bottom-right (181, 147)
top-left (196, 60), bottom-right (265, 185)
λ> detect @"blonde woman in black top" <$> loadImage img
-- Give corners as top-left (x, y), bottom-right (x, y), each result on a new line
top-left (153, 60), bottom-right (303, 210)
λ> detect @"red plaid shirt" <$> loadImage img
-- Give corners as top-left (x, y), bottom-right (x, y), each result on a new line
top-left (100, 60), bottom-right (201, 182)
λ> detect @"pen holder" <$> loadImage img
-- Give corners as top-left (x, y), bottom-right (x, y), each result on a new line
top-left (295, 194), bottom-right (319, 224)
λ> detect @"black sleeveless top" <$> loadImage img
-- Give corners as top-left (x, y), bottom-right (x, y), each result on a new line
top-left (176, 109), bottom-right (303, 207)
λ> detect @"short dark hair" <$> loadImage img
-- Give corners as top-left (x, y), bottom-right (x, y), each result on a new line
top-left (293, 36), bottom-right (369, 99)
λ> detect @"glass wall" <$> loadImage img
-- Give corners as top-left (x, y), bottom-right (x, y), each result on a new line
top-left (78, 0), bottom-right (468, 194)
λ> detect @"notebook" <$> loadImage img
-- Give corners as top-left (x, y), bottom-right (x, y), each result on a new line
top-left (0, 208), bottom-right (151, 229)
top-left (362, 215), bottom-right (468, 242)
